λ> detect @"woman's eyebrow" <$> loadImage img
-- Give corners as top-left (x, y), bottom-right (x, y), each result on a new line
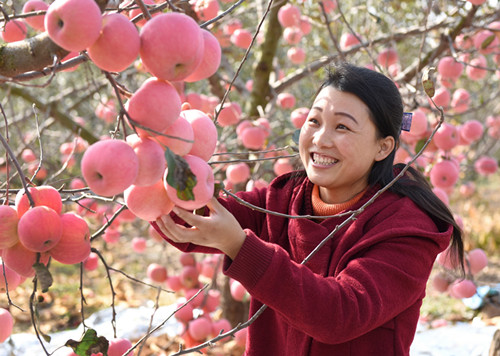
top-left (334, 111), bottom-right (359, 124)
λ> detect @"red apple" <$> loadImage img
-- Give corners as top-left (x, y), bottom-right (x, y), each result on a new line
top-left (450, 88), bottom-right (470, 113)
top-left (450, 279), bottom-right (476, 299)
top-left (165, 155), bottom-right (215, 210)
top-left (88, 13), bottom-right (140, 73)
top-left (81, 139), bottom-right (139, 197)
top-left (273, 158), bottom-right (294, 176)
top-left (181, 109), bottom-right (218, 161)
top-left (432, 123), bottom-right (459, 151)
top-left (18, 206), bottom-right (62, 252)
top-left (437, 56), bottom-right (463, 80)
top-left (131, 237), bottom-right (147, 253)
top-left (174, 299), bottom-right (194, 323)
top-left (83, 252), bottom-right (99, 271)
top-left (431, 272), bottom-right (451, 293)
top-left (287, 46), bottom-right (306, 64)
top-left (140, 12), bottom-right (204, 81)
top-left (124, 179), bottom-right (175, 221)
top-left (474, 156), bottom-right (498, 176)
top-left (126, 77), bottom-right (182, 137)
top-left (49, 213), bottom-right (91, 265)
top-left (276, 92), bottom-right (296, 109)
top-left (126, 134), bottom-right (166, 187)
top-left (340, 32), bottom-right (361, 50)
top-left (0, 308), bottom-right (14, 343)
top-left (226, 163), bottom-right (251, 184)
top-left (240, 126), bottom-right (267, 150)
top-left (465, 55), bottom-right (487, 81)
top-left (108, 338), bottom-right (132, 356)
top-left (2, 242), bottom-right (50, 277)
top-left (211, 318), bottom-right (232, 339)
top-left (283, 26), bottom-right (302, 45)
top-left (377, 47), bottom-right (398, 67)
top-left (290, 107), bottom-right (309, 128)
top-left (193, 0), bottom-right (220, 22)
top-left (45, 0), bottom-right (102, 52)
top-left (180, 252), bottom-right (197, 267)
top-left (188, 317), bottom-right (212, 341)
top-left (22, 0), bottom-right (49, 31)
top-left (154, 116), bottom-right (194, 156)
top-left (0, 261), bottom-right (22, 293)
top-left (430, 160), bottom-right (459, 189)
top-left (467, 248), bottom-right (488, 275)
top-left (128, 0), bottom-right (159, 27)
top-left (202, 289), bottom-right (221, 313)
top-left (460, 119), bottom-right (484, 143)
top-left (230, 279), bottom-right (248, 302)
top-left (277, 4), bottom-right (301, 28)
top-left (230, 29), bottom-right (253, 49)
top-left (1, 20), bottom-right (27, 43)
top-left (147, 263), bottom-right (168, 283)
top-left (179, 265), bottom-right (199, 289)
top-left (216, 102), bottom-right (241, 127)
top-left (0, 205), bottom-right (19, 249)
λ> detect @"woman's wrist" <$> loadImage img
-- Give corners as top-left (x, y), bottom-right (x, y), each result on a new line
top-left (222, 229), bottom-right (246, 260)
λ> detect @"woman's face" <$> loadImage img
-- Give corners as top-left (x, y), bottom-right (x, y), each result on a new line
top-left (299, 86), bottom-right (394, 204)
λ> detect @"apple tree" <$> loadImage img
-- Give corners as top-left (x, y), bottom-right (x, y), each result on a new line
top-left (1, 0), bottom-right (499, 354)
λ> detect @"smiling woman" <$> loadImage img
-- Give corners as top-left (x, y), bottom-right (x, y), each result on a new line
top-left (152, 63), bottom-right (465, 356)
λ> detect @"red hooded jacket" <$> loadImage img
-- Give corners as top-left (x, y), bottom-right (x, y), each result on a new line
top-left (151, 171), bottom-right (451, 355)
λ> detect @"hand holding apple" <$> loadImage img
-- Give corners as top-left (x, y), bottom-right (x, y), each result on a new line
top-left (156, 197), bottom-right (245, 260)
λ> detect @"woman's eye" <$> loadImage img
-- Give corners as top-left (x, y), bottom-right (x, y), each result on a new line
top-left (337, 124), bottom-right (349, 130)
top-left (308, 118), bottom-right (319, 125)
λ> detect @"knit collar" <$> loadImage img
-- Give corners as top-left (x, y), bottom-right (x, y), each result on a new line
top-left (311, 184), bottom-right (368, 216)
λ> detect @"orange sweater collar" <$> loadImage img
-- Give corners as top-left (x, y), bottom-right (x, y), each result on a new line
top-left (311, 185), bottom-right (367, 216)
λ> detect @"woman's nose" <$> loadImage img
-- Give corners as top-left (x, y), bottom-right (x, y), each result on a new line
top-left (312, 128), bottom-right (334, 148)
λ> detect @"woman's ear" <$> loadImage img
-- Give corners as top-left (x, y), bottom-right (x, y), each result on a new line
top-left (375, 136), bottom-right (395, 161)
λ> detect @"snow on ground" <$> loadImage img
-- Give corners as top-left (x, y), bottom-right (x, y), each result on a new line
top-left (0, 304), bottom-right (497, 356)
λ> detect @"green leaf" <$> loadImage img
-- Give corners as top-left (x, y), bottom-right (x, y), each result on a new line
top-left (164, 147), bottom-right (197, 202)
top-left (422, 67), bottom-right (436, 98)
top-left (415, 139), bottom-right (427, 154)
top-left (65, 328), bottom-right (109, 356)
top-left (33, 262), bottom-right (53, 293)
top-left (481, 34), bottom-right (495, 50)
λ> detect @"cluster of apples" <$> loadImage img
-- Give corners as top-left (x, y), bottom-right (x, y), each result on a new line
top-left (432, 248), bottom-right (489, 299)
top-left (143, 252), bottom-right (247, 349)
top-left (0, 186), bottom-right (91, 282)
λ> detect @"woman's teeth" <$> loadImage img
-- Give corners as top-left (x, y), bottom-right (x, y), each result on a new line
top-left (312, 153), bottom-right (338, 165)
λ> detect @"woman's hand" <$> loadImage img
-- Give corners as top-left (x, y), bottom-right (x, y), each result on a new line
top-left (155, 197), bottom-right (246, 260)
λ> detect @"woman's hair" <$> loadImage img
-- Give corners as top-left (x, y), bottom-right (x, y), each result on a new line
top-left (320, 62), bottom-right (464, 273)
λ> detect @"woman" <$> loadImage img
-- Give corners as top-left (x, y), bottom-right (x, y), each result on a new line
top-left (153, 63), bottom-right (463, 355)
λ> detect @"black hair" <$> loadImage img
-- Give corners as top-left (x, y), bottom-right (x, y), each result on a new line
top-left (320, 63), bottom-right (464, 273)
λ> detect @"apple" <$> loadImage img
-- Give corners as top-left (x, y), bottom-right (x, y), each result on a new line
top-left (322, 0), bottom-right (337, 13)
top-left (276, 93), bottom-right (296, 109)
top-left (108, 338), bottom-right (132, 356)
top-left (277, 4), bottom-right (301, 28)
top-left (460, 119), bottom-right (484, 143)
top-left (147, 263), bottom-right (168, 283)
top-left (128, 0), bottom-right (159, 27)
top-left (240, 125), bottom-right (267, 150)
top-left (465, 55), bottom-right (487, 81)
top-left (202, 289), bottom-right (221, 313)
top-left (287, 46), bottom-right (306, 64)
top-left (450, 88), bottom-right (470, 113)
top-left (450, 279), bottom-right (476, 299)
top-left (226, 163), bottom-right (251, 184)
top-left (124, 180), bottom-right (175, 221)
top-left (125, 134), bottom-right (166, 187)
top-left (0, 308), bottom-right (14, 343)
top-left (83, 252), bottom-right (99, 271)
top-left (21, 149), bottom-right (37, 163)
top-left (473, 30), bottom-right (499, 55)
top-left (166, 275), bottom-right (183, 292)
top-left (165, 154), bottom-right (215, 210)
top-left (0, 261), bottom-right (22, 293)
top-left (437, 56), bottom-right (463, 79)
top-left (181, 109), bottom-right (218, 161)
top-left (0, 205), bottom-right (19, 249)
top-left (377, 47), bottom-right (398, 67)
top-left (180, 265), bottom-right (200, 290)
top-left (431, 87), bottom-right (451, 108)
top-left (215, 102), bottom-right (241, 127)
top-left (174, 299), bottom-right (194, 324)
top-left (234, 328), bottom-right (247, 348)
top-left (188, 317), bottom-right (212, 341)
top-left (126, 77), bottom-right (182, 137)
top-left (18, 206), bottom-right (62, 253)
top-left (474, 156), bottom-right (498, 176)
top-left (22, 0), bottom-right (49, 31)
top-left (81, 139), bottom-right (139, 197)
top-left (180, 252), bottom-right (197, 267)
top-left (2, 242), bottom-right (50, 278)
top-left (87, 13), bottom-right (140, 73)
top-left (103, 228), bottom-right (120, 244)
top-left (432, 123), bottom-right (459, 151)
top-left (193, 0), bottom-right (220, 22)
top-left (131, 237), bottom-right (147, 253)
top-left (230, 279), bottom-right (248, 302)
top-left (140, 12), bottom-right (204, 81)
top-left (283, 27), bottom-right (302, 45)
top-left (154, 116), bottom-right (194, 156)
top-left (185, 92), bottom-right (205, 111)
top-left (211, 318), bottom-right (232, 339)
top-left (409, 109), bottom-right (428, 137)
top-left (467, 248), bottom-right (488, 275)
top-left (273, 158), bottom-right (295, 176)
top-left (49, 213), bottom-right (91, 265)
top-left (95, 98), bottom-right (117, 123)
top-left (1, 19), bottom-right (27, 43)
top-left (15, 185), bottom-right (63, 217)
top-left (246, 178), bottom-right (269, 191)
top-left (429, 160), bottom-right (459, 189)
top-left (432, 272), bottom-right (451, 293)
top-left (290, 107), bottom-right (309, 128)
top-left (45, 0), bottom-right (102, 52)
top-left (340, 32), bottom-right (361, 50)
top-left (299, 15), bottom-right (312, 34)
top-left (184, 29), bottom-right (221, 82)
top-left (230, 28), bottom-right (253, 49)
